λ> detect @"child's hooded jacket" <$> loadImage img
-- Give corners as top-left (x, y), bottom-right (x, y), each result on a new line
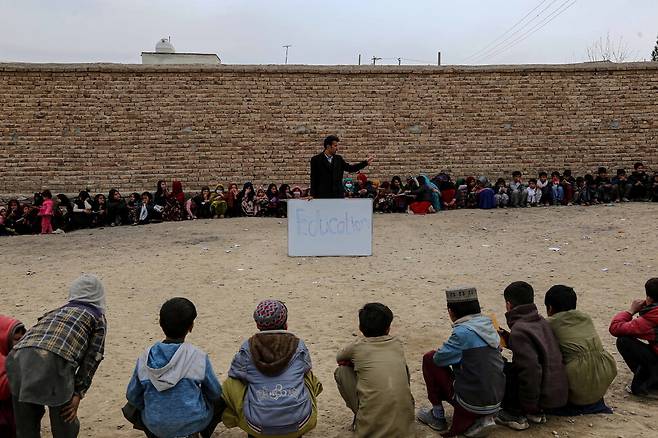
top-left (434, 314), bottom-right (505, 415)
top-left (126, 342), bottom-right (221, 438)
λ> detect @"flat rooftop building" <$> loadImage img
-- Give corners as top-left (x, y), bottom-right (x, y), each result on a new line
top-left (141, 37), bottom-right (221, 65)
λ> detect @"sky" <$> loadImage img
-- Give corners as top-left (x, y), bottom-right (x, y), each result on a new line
top-left (1, 0), bottom-right (657, 65)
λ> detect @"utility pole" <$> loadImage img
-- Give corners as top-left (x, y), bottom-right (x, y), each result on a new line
top-left (358, 54), bottom-right (361, 65)
top-left (372, 56), bottom-right (382, 65)
top-left (437, 51), bottom-right (441, 66)
top-left (397, 57), bottom-right (402, 66)
top-left (283, 45), bottom-right (291, 64)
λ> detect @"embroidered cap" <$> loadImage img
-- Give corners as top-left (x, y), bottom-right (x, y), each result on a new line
top-left (446, 286), bottom-right (478, 303)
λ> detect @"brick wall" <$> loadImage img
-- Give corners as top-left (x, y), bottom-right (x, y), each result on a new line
top-left (1, 62), bottom-right (657, 197)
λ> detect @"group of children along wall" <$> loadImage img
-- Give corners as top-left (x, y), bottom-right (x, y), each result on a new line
top-left (1, 163), bottom-right (658, 236)
top-left (1, 275), bottom-right (658, 438)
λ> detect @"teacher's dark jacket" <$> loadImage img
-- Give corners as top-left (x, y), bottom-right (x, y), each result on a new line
top-left (310, 153), bottom-right (368, 199)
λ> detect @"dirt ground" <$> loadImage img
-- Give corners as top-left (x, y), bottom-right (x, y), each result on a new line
top-left (2, 203), bottom-right (657, 438)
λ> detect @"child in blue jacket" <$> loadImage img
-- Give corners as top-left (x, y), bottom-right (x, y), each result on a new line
top-left (124, 298), bottom-right (223, 438)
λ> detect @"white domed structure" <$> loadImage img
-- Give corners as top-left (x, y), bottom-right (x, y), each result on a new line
top-left (155, 38), bottom-right (175, 54)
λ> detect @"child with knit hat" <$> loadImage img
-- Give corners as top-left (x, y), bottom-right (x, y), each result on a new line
top-left (221, 300), bottom-right (323, 438)
top-left (417, 286), bottom-right (504, 437)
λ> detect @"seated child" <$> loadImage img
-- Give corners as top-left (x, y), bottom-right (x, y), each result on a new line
top-left (544, 285), bottom-right (616, 415)
top-left (6, 274), bottom-right (107, 438)
top-left (550, 172), bottom-right (565, 205)
top-left (334, 303), bottom-right (414, 438)
top-left (418, 286), bottom-right (504, 438)
top-left (222, 300), bottom-right (323, 437)
top-left (609, 278), bottom-right (658, 397)
top-left (493, 178), bottom-right (509, 208)
top-left (612, 169), bottom-right (631, 202)
top-left (0, 315), bottom-right (25, 438)
top-left (496, 282), bottom-right (568, 431)
top-left (537, 172), bottom-right (551, 205)
top-left (526, 179), bottom-right (541, 206)
top-left (137, 192), bottom-right (157, 225)
top-left (574, 176), bottom-right (590, 205)
top-left (629, 162), bottom-right (651, 201)
top-left (595, 167), bottom-right (614, 203)
top-left (508, 171), bottom-right (528, 207)
top-left (124, 298), bottom-right (223, 438)
top-left (561, 169), bottom-right (575, 205)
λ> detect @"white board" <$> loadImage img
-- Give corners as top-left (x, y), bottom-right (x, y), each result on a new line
top-left (287, 199), bottom-right (373, 256)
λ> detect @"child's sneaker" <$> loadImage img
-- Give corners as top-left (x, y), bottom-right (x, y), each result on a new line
top-left (417, 408), bottom-right (448, 432)
top-left (526, 413), bottom-right (547, 424)
top-left (495, 410), bottom-right (529, 430)
top-left (464, 415), bottom-right (497, 437)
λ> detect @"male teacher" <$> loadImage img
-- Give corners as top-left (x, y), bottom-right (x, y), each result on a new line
top-left (310, 135), bottom-right (374, 199)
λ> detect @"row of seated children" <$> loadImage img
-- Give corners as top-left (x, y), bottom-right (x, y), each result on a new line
top-left (0, 182), bottom-right (311, 235)
top-left (2, 274), bottom-right (657, 438)
top-left (2, 163), bottom-right (657, 234)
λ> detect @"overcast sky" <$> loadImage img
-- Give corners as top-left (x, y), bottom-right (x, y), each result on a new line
top-left (1, 0), bottom-right (656, 65)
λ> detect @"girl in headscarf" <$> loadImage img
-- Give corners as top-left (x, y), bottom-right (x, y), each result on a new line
top-left (226, 183), bottom-right (241, 218)
top-left (265, 183), bottom-right (280, 217)
top-left (72, 191), bottom-right (94, 229)
top-left (6, 274), bottom-right (107, 438)
top-left (190, 186), bottom-right (213, 219)
top-left (420, 175), bottom-right (442, 212)
top-left (159, 180), bottom-right (185, 221)
top-left (239, 182), bottom-right (258, 217)
top-left (210, 184), bottom-right (228, 218)
top-left (107, 189), bottom-right (129, 226)
top-left (127, 192), bottom-right (141, 224)
top-left (277, 184), bottom-right (292, 218)
top-left (255, 187), bottom-right (269, 217)
top-left (406, 177), bottom-right (435, 214)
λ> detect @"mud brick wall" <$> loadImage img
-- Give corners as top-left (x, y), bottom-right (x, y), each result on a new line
top-left (1, 62), bottom-right (657, 197)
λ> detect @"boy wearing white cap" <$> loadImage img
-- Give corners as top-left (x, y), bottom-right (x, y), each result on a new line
top-left (418, 286), bottom-right (505, 437)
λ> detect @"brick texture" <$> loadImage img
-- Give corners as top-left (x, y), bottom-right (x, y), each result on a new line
top-left (1, 62), bottom-right (657, 197)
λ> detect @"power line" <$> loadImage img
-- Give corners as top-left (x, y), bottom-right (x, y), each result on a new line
top-left (476, 0), bottom-right (578, 63)
top-left (462, 0), bottom-right (552, 62)
top-left (464, 0), bottom-right (562, 63)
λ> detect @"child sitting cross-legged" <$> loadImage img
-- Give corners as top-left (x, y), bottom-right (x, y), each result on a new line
top-left (124, 297), bottom-right (224, 438)
top-left (544, 285), bottom-right (616, 415)
top-left (221, 300), bottom-right (323, 438)
top-left (496, 282), bottom-right (569, 431)
top-left (418, 286), bottom-right (504, 437)
top-left (334, 303), bottom-right (414, 438)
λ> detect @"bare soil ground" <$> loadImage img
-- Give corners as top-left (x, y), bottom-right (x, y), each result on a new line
top-left (2, 203), bottom-right (657, 437)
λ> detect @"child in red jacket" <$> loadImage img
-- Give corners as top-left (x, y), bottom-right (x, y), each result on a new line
top-left (609, 278), bottom-right (658, 397)
top-left (0, 315), bottom-right (26, 438)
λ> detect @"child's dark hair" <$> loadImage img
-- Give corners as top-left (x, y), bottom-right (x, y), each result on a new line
top-left (41, 190), bottom-right (52, 199)
top-left (141, 191), bottom-right (152, 201)
top-left (496, 177), bottom-right (506, 185)
top-left (645, 278), bottom-right (658, 301)
top-left (617, 169), bottom-right (626, 176)
top-left (563, 169), bottom-right (572, 177)
top-left (576, 176), bottom-right (584, 184)
top-left (359, 303), bottom-right (393, 337)
top-left (539, 171), bottom-right (547, 178)
top-left (512, 171), bottom-right (522, 177)
top-left (503, 281), bottom-right (534, 307)
top-left (160, 297), bottom-right (197, 339)
top-left (544, 285), bottom-right (577, 314)
top-left (634, 162), bottom-right (643, 170)
top-left (447, 300), bottom-right (481, 320)
top-left (598, 166), bottom-right (607, 174)
top-left (528, 178), bottom-right (537, 184)
top-left (551, 171), bottom-right (561, 177)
